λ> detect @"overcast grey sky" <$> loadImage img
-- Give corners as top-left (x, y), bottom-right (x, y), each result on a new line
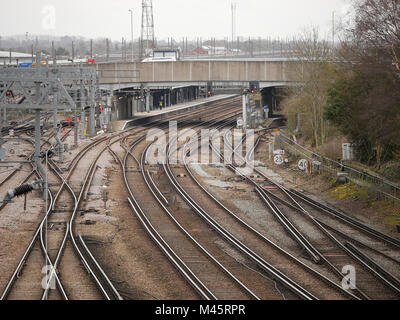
top-left (0, 0), bottom-right (351, 40)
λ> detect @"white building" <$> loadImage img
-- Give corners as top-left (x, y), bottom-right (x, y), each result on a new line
top-left (202, 46), bottom-right (228, 56)
top-left (0, 51), bottom-right (34, 65)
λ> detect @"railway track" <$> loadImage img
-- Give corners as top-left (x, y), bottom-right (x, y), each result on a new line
top-left (1, 131), bottom-right (120, 300)
top-left (0, 128), bottom-right (73, 211)
top-left (0, 119), bottom-right (73, 299)
top-left (121, 115), bottom-right (281, 300)
top-left (115, 99), bottom-right (357, 300)
top-left (1, 96), bottom-right (246, 300)
top-left (215, 126), bottom-right (400, 299)
top-left (161, 120), bottom-right (359, 300)
top-left (4, 95), bottom-right (395, 300)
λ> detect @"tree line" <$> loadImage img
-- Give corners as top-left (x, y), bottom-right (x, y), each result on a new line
top-left (283, 0), bottom-right (400, 178)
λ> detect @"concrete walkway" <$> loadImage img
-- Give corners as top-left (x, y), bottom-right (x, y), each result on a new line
top-left (112, 94), bottom-right (238, 131)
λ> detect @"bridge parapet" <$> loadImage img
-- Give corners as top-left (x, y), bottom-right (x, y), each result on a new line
top-left (97, 60), bottom-right (295, 85)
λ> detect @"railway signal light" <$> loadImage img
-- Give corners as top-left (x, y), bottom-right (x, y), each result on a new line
top-left (249, 81), bottom-right (260, 94)
top-left (207, 81), bottom-right (213, 97)
top-left (66, 116), bottom-right (72, 127)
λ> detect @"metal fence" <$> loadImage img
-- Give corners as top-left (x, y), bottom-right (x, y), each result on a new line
top-left (275, 133), bottom-right (400, 203)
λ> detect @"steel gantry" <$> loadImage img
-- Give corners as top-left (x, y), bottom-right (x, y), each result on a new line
top-left (0, 52), bottom-right (100, 198)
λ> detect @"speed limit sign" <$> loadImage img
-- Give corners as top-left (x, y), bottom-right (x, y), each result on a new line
top-left (274, 155), bottom-right (284, 165)
top-left (298, 159), bottom-right (308, 171)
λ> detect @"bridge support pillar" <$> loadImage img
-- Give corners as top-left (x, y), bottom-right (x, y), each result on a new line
top-left (132, 98), bottom-right (138, 115)
top-left (146, 90), bottom-right (150, 113)
top-left (127, 98), bottom-right (131, 118)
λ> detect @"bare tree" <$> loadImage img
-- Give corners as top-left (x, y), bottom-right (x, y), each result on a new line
top-left (284, 27), bottom-right (336, 148)
top-left (344, 0), bottom-right (400, 71)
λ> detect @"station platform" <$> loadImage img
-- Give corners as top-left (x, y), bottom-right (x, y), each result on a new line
top-left (112, 94), bottom-right (238, 131)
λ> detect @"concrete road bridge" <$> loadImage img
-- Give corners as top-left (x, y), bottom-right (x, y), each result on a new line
top-left (96, 59), bottom-right (296, 120)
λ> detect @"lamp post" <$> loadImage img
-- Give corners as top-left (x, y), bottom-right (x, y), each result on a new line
top-left (25, 32), bottom-right (29, 58)
top-left (129, 9), bottom-right (134, 62)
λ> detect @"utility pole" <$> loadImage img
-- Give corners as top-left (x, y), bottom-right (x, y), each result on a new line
top-left (122, 38), bottom-right (124, 60)
top-left (106, 38), bottom-right (110, 61)
top-left (34, 52), bottom-right (47, 198)
top-left (25, 32), bottom-right (29, 55)
top-left (129, 9), bottom-right (134, 62)
top-left (80, 63), bottom-right (86, 139)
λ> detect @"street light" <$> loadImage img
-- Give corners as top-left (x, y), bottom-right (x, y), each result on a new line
top-left (128, 9), bottom-right (134, 62)
top-left (25, 32), bottom-right (29, 56)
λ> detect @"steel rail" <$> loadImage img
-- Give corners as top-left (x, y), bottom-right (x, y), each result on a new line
top-left (8, 130), bottom-right (115, 300)
top-left (249, 136), bottom-right (400, 249)
top-left (289, 189), bottom-right (400, 248)
top-left (181, 123), bottom-right (361, 300)
top-left (67, 137), bottom-right (115, 300)
top-left (165, 131), bottom-right (318, 300)
top-left (0, 168), bottom-right (67, 300)
top-left (254, 187), bottom-right (321, 264)
top-left (78, 235), bottom-right (124, 300)
top-left (220, 128), bottom-right (370, 299)
top-left (0, 132), bottom-right (72, 300)
top-left (0, 165), bottom-right (22, 188)
top-left (226, 129), bottom-right (400, 298)
top-left (118, 107), bottom-right (255, 300)
top-left (1, 96), bottom-right (246, 300)
top-left (121, 140), bottom-right (216, 300)
top-left (127, 197), bottom-right (215, 300)
top-left (225, 131), bottom-right (323, 264)
top-left (40, 162), bottom-right (78, 300)
top-left (248, 136), bottom-right (400, 292)
top-left (142, 138), bottom-right (260, 300)
top-left (315, 218), bottom-right (400, 265)
top-left (48, 135), bottom-right (127, 300)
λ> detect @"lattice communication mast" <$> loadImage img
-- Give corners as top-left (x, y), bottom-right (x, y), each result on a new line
top-left (141, 0), bottom-right (155, 57)
top-left (231, 2), bottom-right (237, 44)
